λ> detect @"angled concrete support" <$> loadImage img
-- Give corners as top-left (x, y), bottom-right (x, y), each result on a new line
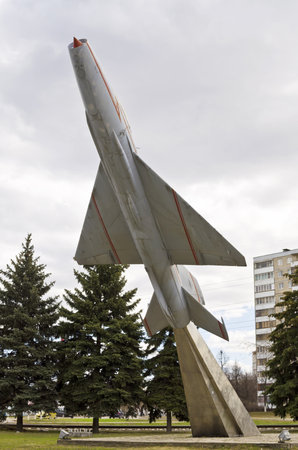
top-left (174, 322), bottom-right (260, 437)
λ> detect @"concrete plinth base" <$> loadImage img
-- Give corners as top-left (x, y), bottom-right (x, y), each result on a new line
top-left (57, 433), bottom-right (298, 448)
top-left (174, 322), bottom-right (260, 437)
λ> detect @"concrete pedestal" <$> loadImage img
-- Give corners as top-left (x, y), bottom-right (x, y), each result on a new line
top-left (174, 322), bottom-right (260, 437)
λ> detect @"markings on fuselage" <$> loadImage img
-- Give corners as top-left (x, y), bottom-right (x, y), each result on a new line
top-left (91, 193), bottom-right (121, 264)
top-left (171, 189), bottom-right (200, 265)
top-left (86, 42), bottom-right (121, 121)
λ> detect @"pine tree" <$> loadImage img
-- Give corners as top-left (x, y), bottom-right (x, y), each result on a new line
top-left (57, 264), bottom-right (144, 433)
top-left (265, 268), bottom-right (298, 420)
top-left (144, 328), bottom-right (188, 431)
top-left (0, 235), bottom-right (59, 431)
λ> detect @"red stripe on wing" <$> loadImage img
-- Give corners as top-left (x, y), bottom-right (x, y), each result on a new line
top-left (218, 321), bottom-right (227, 340)
top-left (92, 193), bottom-right (121, 264)
top-left (144, 318), bottom-right (152, 337)
top-left (172, 189), bottom-right (200, 265)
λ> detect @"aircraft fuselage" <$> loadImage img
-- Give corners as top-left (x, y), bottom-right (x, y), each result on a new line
top-left (69, 38), bottom-right (188, 330)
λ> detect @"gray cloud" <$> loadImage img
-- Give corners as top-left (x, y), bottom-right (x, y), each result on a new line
top-left (1, 0), bottom-right (298, 370)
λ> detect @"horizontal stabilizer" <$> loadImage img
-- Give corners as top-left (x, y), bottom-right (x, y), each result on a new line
top-left (143, 293), bottom-right (170, 336)
top-left (75, 163), bottom-right (142, 265)
top-left (133, 152), bottom-right (246, 267)
top-left (182, 287), bottom-right (229, 341)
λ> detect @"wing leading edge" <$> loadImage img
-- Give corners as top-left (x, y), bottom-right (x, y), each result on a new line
top-left (75, 163), bottom-right (142, 265)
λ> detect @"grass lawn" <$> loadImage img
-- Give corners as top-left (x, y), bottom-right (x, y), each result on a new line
top-left (250, 411), bottom-right (298, 426)
top-left (0, 431), bottom-right (64, 449)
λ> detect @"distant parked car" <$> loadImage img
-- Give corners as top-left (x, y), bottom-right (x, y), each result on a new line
top-left (109, 410), bottom-right (124, 419)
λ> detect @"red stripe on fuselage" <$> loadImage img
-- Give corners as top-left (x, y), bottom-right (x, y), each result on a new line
top-left (86, 42), bottom-right (121, 121)
top-left (172, 189), bottom-right (200, 265)
top-left (92, 194), bottom-right (121, 264)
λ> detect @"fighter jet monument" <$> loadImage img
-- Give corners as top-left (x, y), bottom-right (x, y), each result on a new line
top-left (68, 37), bottom-right (259, 437)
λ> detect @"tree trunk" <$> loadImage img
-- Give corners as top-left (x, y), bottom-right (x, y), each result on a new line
top-left (16, 414), bottom-right (23, 432)
top-left (92, 416), bottom-right (99, 434)
top-left (166, 411), bottom-right (172, 433)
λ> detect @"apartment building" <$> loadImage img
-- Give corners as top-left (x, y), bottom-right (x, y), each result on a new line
top-left (253, 248), bottom-right (298, 409)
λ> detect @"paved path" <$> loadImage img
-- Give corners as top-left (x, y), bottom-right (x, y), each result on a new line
top-left (58, 432), bottom-right (298, 447)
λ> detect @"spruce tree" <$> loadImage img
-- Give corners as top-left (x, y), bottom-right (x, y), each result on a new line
top-left (265, 268), bottom-right (298, 420)
top-left (57, 264), bottom-right (144, 433)
top-left (145, 328), bottom-right (188, 431)
top-left (0, 234), bottom-right (59, 431)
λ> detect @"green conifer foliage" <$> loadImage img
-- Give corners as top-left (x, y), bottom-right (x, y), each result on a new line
top-left (58, 265), bottom-right (143, 432)
top-left (145, 328), bottom-right (188, 430)
top-left (0, 235), bottom-right (59, 431)
top-left (265, 268), bottom-right (298, 420)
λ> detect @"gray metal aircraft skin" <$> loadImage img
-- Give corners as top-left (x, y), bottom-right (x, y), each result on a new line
top-left (68, 38), bottom-right (246, 340)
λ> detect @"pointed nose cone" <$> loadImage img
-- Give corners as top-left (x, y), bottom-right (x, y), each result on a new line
top-left (73, 37), bottom-right (83, 48)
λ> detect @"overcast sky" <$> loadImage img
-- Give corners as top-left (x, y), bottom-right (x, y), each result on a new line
top-left (1, 0), bottom-right (298, 372)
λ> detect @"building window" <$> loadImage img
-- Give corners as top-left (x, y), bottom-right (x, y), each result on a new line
top-left (287, 257), bottom-right (292, 263)
top-left (256, 320), bottom-right (276, 329)
top-left (256, 308), bottom-right (275, 317)
top-left (277, 259), bottom-right (283, 266)
top-left (255, 284), bottom-right (274, 293)
top-left (257, 345), bottom-right (270, 353)
top-left (256, 296), bottom-right (274, 305)
top-left (255, 260), bottom-right (273, 269)
top-left (257, 333), bottom-right (271, 341)
top-left (255, 272), bottom-right (273, 281)
top-left (278, 271), bottom-right (283, 277)
top-left (257, 358), bottom-right (269, 365)
top-left (278, 282), bottom-right (284, 289)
